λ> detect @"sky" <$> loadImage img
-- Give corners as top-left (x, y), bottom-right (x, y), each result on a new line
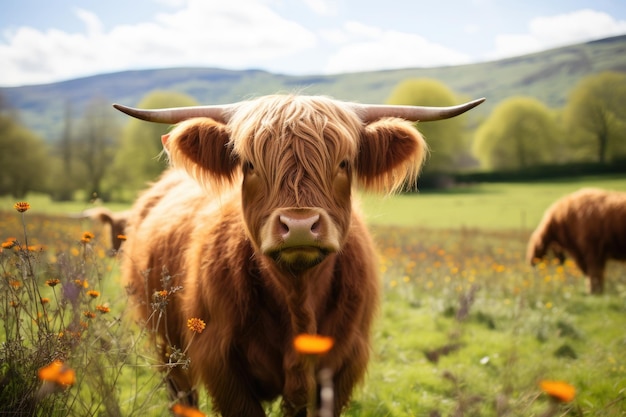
top-left (2, 0), bottom-right (626, 87)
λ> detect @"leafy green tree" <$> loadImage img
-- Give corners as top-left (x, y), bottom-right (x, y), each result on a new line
top-left (0, 115), bottom-right (49, 198)
top-left (108, 91), bottom-right (199, 196)
top-left (386, 79), bottom-right (468, 173)
top-left (562, 71), bottom-right (626, 163)
top-left (473, 97), bottom-right (562, 170)
top-left (74, 96), bottom-right (119, 201)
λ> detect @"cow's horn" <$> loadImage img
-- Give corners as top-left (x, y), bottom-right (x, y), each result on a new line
top-left (112, 103), bottom-right (236, 124)
top-left (354, 97), bottom-right (485, 122)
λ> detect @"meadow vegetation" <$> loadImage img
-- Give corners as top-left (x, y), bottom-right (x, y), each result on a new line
top-left (1, 177), bottom-right (625, 416)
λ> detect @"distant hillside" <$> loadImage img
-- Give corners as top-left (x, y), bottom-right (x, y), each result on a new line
top-left (2, 35), bottom-right (626, 142)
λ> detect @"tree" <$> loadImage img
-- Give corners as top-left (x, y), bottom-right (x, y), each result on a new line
top-left (74, 96), bottom-right (119, 201)
top-left (562, 71), bottom-right (626, 163)
top-left (472, 97), bottom-right (562, 170)
top-left (0, 115), bottom-right (49, 198)
top-left (48, 101), bottom-right (83, 201)
top-left (108, 91), bottom-right (199, 196)
top-left (386, 79), bottom-right (468, 173)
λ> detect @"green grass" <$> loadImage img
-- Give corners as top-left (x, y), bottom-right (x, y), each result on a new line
top-left (361, 175), bottom-right (626, 229)
top-left (1, 176), bottom-right (625, 416)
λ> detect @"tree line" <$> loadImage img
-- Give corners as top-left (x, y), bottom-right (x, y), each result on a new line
top-left (1, 71), bottom-right (625, 200)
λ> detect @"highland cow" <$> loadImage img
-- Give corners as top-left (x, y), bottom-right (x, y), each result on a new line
top-left (114, 94), bottom-right (484, 416)
top-left (527, 187), bottom-right (626, 294)
top-left (79, 207), bottom-right (129, 255)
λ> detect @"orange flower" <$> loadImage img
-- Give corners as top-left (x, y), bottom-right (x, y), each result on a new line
top-left (171, 403), bottom-right (206, 417)
top-left (2, 237), bottom-right (17, 249)
top-left (38, 360), bottom-right (75, 387)
top-left (87, 290), bottom-right (100, 299)
top-left (96, 305), bottom-right (110, 314)
top-left (40, 297), bottom-right (50, 305)
top-left (46, 279), bottom-right (61, 287)
top-left (294, 334), bottom-right (334, 355)
top-left (187, 318), bottom-right (206, 334)
top-left (540, 380), bottom-right (576, 403)
top-left (117, 234), bottom-right (127, 241)
top-left (74, 279), bottom-right (88, 288)
top-left (154, 290), bottom-right (168, 299)
top-left (83, 311), bottom-right (96, 319)
top-left (14, 202), bottom-right (30, 213)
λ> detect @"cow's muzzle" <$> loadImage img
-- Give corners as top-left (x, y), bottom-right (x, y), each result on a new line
top-left (260, 208), bottom-right (340, 271)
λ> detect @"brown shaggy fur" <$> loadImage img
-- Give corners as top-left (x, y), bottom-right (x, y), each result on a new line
top-left (122, 95), bottom-right (428, 416)
top-left (526, 188), bottom-right (626, 294)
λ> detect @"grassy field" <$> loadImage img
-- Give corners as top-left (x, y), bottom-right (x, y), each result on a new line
top-left (1, 176), bottom-right (625, 416)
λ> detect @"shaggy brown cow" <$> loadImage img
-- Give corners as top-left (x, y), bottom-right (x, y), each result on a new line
top-left (79, 207), bottom-right (129, 254)
top-left (527, 187), bottom-right (626, 294)
top-left (115, 94), bottom-right (484, 416)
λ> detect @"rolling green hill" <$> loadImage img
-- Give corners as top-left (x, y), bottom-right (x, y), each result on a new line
top-left (2, 35), bottom-right (626, 142)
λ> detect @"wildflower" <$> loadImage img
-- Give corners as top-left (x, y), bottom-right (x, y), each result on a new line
top-left (540, 380), bottom-right (576, 403)
top-left (38, 360), bottom-right (76, 387)
top-left (96, 305), bottom-right (110, 314)
top-left (294, 334), bottom-right (334, 355)
top-left (40, 297), bottom-right (50, 305)
top-left (83, 311), bottom-right (96, 319)
top-left (87, 290), bottom-right (100, 299)
top-left (117, 234), bottom-right (127, 241)
top-left (171, 403), bottom-right (206, 417)
top-left (74, 279), bottom-right (88, 288)
top-left (9, 280), bottom-right (21, 289)
top-left (46, 278), bottom-right (61, 287)
top-left (14, 202), bottom-right (30, 213)
top-left (81, 231), bottom-right (95, 244)
top-left (154, 290), bottom-right (169, 299)
top-left (187, 318), bottom-right (206, 334)
top-left (2, 237), bottom-right (17, 249)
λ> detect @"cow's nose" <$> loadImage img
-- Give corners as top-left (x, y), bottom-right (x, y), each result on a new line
top-left (278, 213), bottom-right (321, 246)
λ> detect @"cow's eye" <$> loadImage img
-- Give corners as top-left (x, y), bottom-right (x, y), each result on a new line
top-left (339, 160), bottom-right (349, 170)
top-left (244, 161), bottom-right (255, 172)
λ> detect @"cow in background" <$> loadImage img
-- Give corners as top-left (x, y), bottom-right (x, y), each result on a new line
top-left (527, 187), bottom-right (626, 294)
top-left (115, 94), bottom-right (484, 416)
top-left (78, 207), bottom-right (129, 255)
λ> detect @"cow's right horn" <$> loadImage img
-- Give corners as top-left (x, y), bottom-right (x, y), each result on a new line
top-left (354, 97), bottom-right (485, 122)
top-left (112, 103), bottom-right (237, 124)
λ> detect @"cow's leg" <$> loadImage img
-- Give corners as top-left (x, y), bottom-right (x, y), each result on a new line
top-left (165, 368), bottom-right (198, 407)
top-left (205, 360), bottom-right (267, 417)
top-left (586, 265), bottom-right (605, 295)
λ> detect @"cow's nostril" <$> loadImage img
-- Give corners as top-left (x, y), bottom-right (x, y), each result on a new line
top-left (279, 218), bottom-right (290, 235)
top-left (311, 220), bottom-right (320, 234)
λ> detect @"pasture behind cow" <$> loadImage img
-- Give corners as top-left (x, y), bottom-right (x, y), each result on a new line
top-left (527, 187), bottom-right (626, 294)
top-left (115, 94), bottom-right (484, 416)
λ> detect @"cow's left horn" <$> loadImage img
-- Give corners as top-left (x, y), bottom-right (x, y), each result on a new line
top-left (112, 103), bottom-right (237, 124)
top-left (354, 97), bottom-right (485, 122)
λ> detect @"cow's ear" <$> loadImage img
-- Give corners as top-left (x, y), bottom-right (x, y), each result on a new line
top-left (356, 118), bottom-right (428, 194)
top-left (166, 118), bottom-right (238, 186)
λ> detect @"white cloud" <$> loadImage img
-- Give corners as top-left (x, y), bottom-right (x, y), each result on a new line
top-left (0, 0), bottom-right (317, 86)
top-left (303, 0), bottom-right (337, 16)
top-left (490, 9), bottom-right (626, 59)
top-left (323, 21), bottom-right (471, 74)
